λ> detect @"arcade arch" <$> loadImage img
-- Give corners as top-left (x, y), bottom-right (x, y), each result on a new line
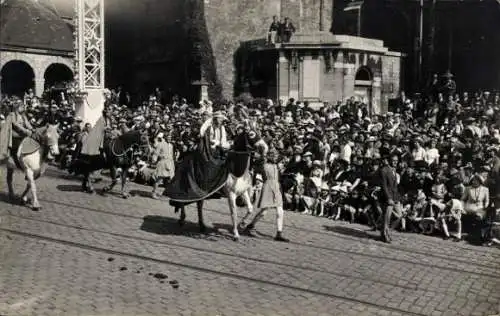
top-left (44, 63), bottom-right (74, 90)
top-left (1, 60), bottom-right (35, 97)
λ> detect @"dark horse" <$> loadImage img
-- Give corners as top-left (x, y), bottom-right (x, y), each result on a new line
top-left (165, 131), bottom-right (260, 241)
top-left (71, 130), bottom-right (150, 198)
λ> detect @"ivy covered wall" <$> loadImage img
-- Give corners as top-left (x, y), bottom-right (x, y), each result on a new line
top-left (105, 0), bottom-right (334, 101)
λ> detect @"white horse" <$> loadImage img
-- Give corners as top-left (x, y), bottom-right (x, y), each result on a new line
top-left (5, 124), bottom-right (60, 210)
top-left (176, 131), bottom-right (266, 241)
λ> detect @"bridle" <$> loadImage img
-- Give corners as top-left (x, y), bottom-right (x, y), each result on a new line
top-left (111, 135), bottom-right (149, 161)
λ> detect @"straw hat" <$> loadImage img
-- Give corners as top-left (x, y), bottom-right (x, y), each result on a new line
top-left (212, 111), bottom-right (227, 120)
top-left (469, 173), bottom-right (484, 185)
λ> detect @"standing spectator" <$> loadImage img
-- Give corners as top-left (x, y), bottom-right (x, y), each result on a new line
top-left (490, 149), bottom-right (500, 215)
top-left (411, 138), bottom-right (426, 164)
top-left (154, 87), bottom-right (164, 105)
top-left (425, 138), bottom-right (440, 166)
top-left (379, 154), bottom-right (402, 243)
top-left (268, 15), bottom-right (280, 44)
top-left (279, 17), bottom-right (295, 43)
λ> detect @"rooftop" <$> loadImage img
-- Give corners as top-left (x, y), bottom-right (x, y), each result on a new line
top-left (0, 0), bottom-right (73, 53)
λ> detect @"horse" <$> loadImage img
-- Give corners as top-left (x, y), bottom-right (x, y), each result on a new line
top-left (175, 131), bottom-right (258, 241)
top-left (71, 130), bottom-right (150, 198)
top-left (4, 124), bottom-right (60, 211)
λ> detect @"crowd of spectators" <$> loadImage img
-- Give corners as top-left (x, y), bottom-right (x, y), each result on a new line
top-left (1, 80), bottom-right (499, 246)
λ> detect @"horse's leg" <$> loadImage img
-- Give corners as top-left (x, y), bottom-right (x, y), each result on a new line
top-left (178, 206), bottom-right (186, 227)
top-left (120, 168), bottom-right (130, 199)
top-left (81, 172), bottom-right (88, 191)
top-left (238, 189), bottom-right (254, 229)
top-left (20, 182), bottom-right (31, 205)
top-left (227, 192), bottom-right (240, 241)
top-left (103, 166), bottom-right (118, 194)
top-left (26, 169), bottom-right (41, 211)
top-left (197, 200), bottom-right (207, 233)
top-left (6, 168), bottom-right (15, 200)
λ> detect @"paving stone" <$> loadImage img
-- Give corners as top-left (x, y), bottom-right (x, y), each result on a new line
top-left (1, 166), bottom-right (499, 316)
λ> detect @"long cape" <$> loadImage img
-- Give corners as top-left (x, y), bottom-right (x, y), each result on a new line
top-left (80, 116), bottom-right (105, 156)
top-left (164, 133), bottom-right (228, 203)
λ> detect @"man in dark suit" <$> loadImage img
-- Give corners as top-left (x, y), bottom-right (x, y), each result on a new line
top-left (379, 153), bottom-right (401, 243)
top-left (279, 17), bottom-right (296, 43)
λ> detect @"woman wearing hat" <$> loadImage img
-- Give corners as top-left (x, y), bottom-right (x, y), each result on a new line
top-left (241, 149), bottom-right (289, 242)
top-left (463, 174), bottom-right (490, 219)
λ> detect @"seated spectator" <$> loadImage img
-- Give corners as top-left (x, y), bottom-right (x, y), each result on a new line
top-left (463, 174), bottom-right (489, 219)
top-left (440, 196), bottom-right (465, 241)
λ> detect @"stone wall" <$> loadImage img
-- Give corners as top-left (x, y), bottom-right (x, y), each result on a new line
top-left (204, 0), bottom-right (333, 99)
top-left (0, 50), bottom-right (73, 96)
top-left (48, 0), bottom-right (335, 100)
top-left (381, 53), bottom-right (403, 112)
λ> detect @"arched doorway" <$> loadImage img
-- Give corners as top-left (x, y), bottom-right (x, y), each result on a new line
top-left (354, 66), bottom-right (373, 111)
top-left (44, 63), bottom-right (73, 90)
top-left (1, 60), bottom-right (35, 97)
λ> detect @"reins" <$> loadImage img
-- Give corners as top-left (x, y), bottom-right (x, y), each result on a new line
top-left (227, 149), bottom-right (253, 155)
top-left (111, 139), bottom-right (137, 157)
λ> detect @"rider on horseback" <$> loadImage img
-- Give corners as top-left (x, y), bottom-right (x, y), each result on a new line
top-left (199, 111), bottom-right (230, 158)
top-left (0, 98), bottom-right (38, 167)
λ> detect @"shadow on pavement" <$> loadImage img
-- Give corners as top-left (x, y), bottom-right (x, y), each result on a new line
top-left (129, 189), bottom-right (153, 198)
top-left (56, 184), bottom-right (83, 192)
top-left (0, 191), bottom-right (23, 206)
top-left (140, 215), bottom-right (220, 241)
top-left (323, 225), bottom-right (380, 241)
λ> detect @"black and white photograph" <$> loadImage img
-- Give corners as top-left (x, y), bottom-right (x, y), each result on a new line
top-left (0, 0), bottom-right (499, 315)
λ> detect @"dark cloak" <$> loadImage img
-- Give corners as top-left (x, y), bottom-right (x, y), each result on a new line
top-left (165, 131), bottom-right (253, 206)
top-left (164, 133), bottom-right (229, 204)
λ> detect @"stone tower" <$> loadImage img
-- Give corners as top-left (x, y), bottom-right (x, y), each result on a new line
top-left (203, 0), bottom-right (335, 99)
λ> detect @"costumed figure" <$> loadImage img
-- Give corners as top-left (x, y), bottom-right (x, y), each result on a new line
top-left (0, 99), bottom-right (37, 169)
top-left (79, 107), bottom-right (113, 158)
top-left (72, 107), bottom-right (113, 191)
top-left (0, 98), bottom-right (59, 210)
top-left (151, 132), bottom-right (175, 199)
top-left (165, 111), bottom-right (231, 204)
top-left (199, 111), bottom-right (230, 158)
top-left (241, 149), bottom-right (289, 242)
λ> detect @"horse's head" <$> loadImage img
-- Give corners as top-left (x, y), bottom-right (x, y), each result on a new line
top-left (43, 124), bottom-right (60, 159)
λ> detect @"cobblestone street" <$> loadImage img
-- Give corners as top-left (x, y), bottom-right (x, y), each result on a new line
top-left (0, 167), bottom-right (499, 316)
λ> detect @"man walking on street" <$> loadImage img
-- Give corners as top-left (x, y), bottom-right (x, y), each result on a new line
top-left (379, 153), bottom-right (402, 243)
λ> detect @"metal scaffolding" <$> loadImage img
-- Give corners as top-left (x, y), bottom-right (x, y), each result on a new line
top-left (74, 0), bottom-right (105, 90)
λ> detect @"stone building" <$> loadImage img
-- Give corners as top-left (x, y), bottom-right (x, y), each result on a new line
top-left (15, 0), bottom-right (498, 103)
top-left (239, 33), bottom-right (403, 113)
top-left (0, 0), bottom-right (74, 98)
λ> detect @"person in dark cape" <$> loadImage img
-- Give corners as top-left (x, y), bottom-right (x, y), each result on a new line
top-left (165, 115), bottom-right (268, 206)
top-left (164, 113), bottom-right (230, 205)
